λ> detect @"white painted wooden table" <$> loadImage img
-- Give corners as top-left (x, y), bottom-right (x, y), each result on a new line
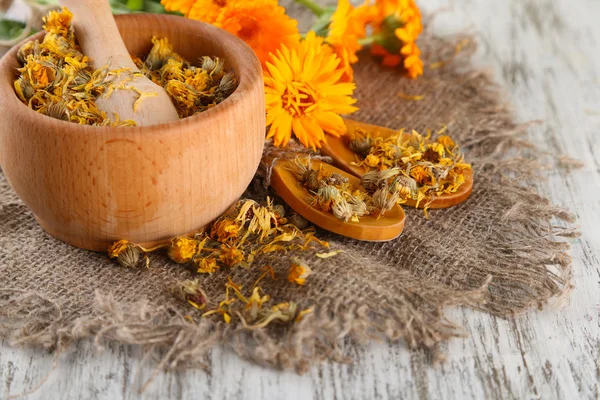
top-left (1, 0), bottom-right (599, 399)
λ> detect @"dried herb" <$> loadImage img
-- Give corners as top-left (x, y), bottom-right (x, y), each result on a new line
top-left (349, 127), bottom-right (472, 213)
top-left (13, 8), bottom-right (236, 126)
top-left (291, 157), bottom-right (398, 222)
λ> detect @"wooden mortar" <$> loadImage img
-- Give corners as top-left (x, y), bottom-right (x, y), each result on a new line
top-left (0, 14), bottom-right (265, 251)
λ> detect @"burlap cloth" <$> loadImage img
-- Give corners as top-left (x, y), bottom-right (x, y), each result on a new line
top-left (0, 13), bottom-right (577, 381)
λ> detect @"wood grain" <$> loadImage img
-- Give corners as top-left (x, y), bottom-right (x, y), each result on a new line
top-left (1, 0), bottom-right (599, 399)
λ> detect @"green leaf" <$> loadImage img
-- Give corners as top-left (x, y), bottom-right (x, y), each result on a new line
top-left (308, 7), bottom-right (335, 38)
top-left (0, 19), bottom-right (27, 41)
top-left (143, 2), bottom-right (168, 14)
top-left (126, 0), bottom-right (144, 11)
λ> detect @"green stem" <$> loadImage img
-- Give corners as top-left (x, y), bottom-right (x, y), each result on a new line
top-left (126, 0), bottom-right (145, 11)
top-left (358, 32), bottom-right (385, 47)
top-left (294, 0), bottom-right (326, 17)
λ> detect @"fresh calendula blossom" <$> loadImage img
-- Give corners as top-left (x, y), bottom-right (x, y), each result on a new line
top-left (167, 0), bottom-right (300, 66)
top-left (265, 32), bottom-right (358, 150)
top-left (161, 0), bottom-right (197, 15)
top-left (325, 0), bottom-right (375, 82)
top-left (367, 0), bottom-right (424, 78)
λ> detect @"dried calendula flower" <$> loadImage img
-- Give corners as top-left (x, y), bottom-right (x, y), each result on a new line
top-left (176, 279), bottom-right (209, 311)
top-left (292, 157), bottom-right (400, 222)
top-left (267, 302), bottom-right (298, 323)
top-left (348, 128), bottom-right (373, 157)
top-left (332, 197), bottom-right (354, 222)
top-left (210, 216), bottom-right (241, 243)
top-left (168, 236), bottom-right (198, 264)
top-left (242, 301), bottom-right (300, 329)
top-left (287, 211), bottom-right (309, 230)
top-left (316, 185), bottom-right (341, 212)
top-left (288, 260), bottom-right (313, 286)
top-left (195, 257), bottom-right (220, 274)
top-left (372, 188), bottom-right (400, 217)
top-left (218, 243), bottom-right (246, 268)
top-left (13, 8), bottom-right (237, 126)
top-left (107, 240), bottom-right (141, 268)
top-left (350, 127), bottom-right (471, 212)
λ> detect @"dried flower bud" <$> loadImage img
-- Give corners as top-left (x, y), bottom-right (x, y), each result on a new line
top-left (345, 193), bottom-right (368, 218)
top-left (288, 260), bottom-right (313, 285)
top-left (168, 236), bottom-right (198, 264)
top-left (361, 170), bottom-right (382, 192)
top-left (292, 157), bottom-right (312, 182)
top-left (273, 204), bottom-right (286, 219)
top-left (211, 217), bottom-right (241, 243)
top-left (200, 56), bottom-right (224, 76)
top-left (379, 167), bottom-right (401, 182)
top-left (332, 197), bottom-right (354, 222)
top-left (372, 188), bottom-right (400, 216)
top-left (176, 279), bottom-right (209, 310)
top-left (215, 71), bottom-right (237, 100)
top-left (14, 77), bottom-right (35, 103)
top-left (107, 240), bottom-right (141, 268)
top-left (287, 212), bottom-right (309, 230)
top-left (317, 185), bottom-right (340, 212)
top-left (349, 128), bottom-right (373, 157)
top-left (269, 302), bottom-right (298, 323)
top-left (390, 175), bottom-right (419, 200)
top-left (44, 101), bottom-right (69, 121)
top-left (245, 287), bottom-right (270, 322)
top-left (218, 243), bottom-right (245, 268)
top-left (305, 170), bottom-right (320, 191)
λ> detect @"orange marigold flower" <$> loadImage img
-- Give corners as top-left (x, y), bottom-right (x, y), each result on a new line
top-left (369, 0), bottom-right (424, 78)
top-left (265, 32), bottom-right (358, 150)
top-left (326, 0), bottom-right (375, 82)
top-left (184, 0), bottom-right (299, 66)
top-left (161, 0), bottom-right (197, 15)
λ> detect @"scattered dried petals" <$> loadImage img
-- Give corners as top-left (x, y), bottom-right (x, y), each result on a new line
top-left (288, 260), bottom-right (313, 286)
top-left (315, 250), bottom-right (344, 259)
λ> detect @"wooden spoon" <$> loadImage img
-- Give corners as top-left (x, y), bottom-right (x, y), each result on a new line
top-left (320, 118), bottom-right (474, 209)
top-left (270, 159), bottom-right (405, 242)
top-left (59, 0), bottom-right (179, 126)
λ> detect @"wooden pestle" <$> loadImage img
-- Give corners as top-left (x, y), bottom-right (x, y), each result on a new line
top-left (59, 0), bottom-right (179, 126)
